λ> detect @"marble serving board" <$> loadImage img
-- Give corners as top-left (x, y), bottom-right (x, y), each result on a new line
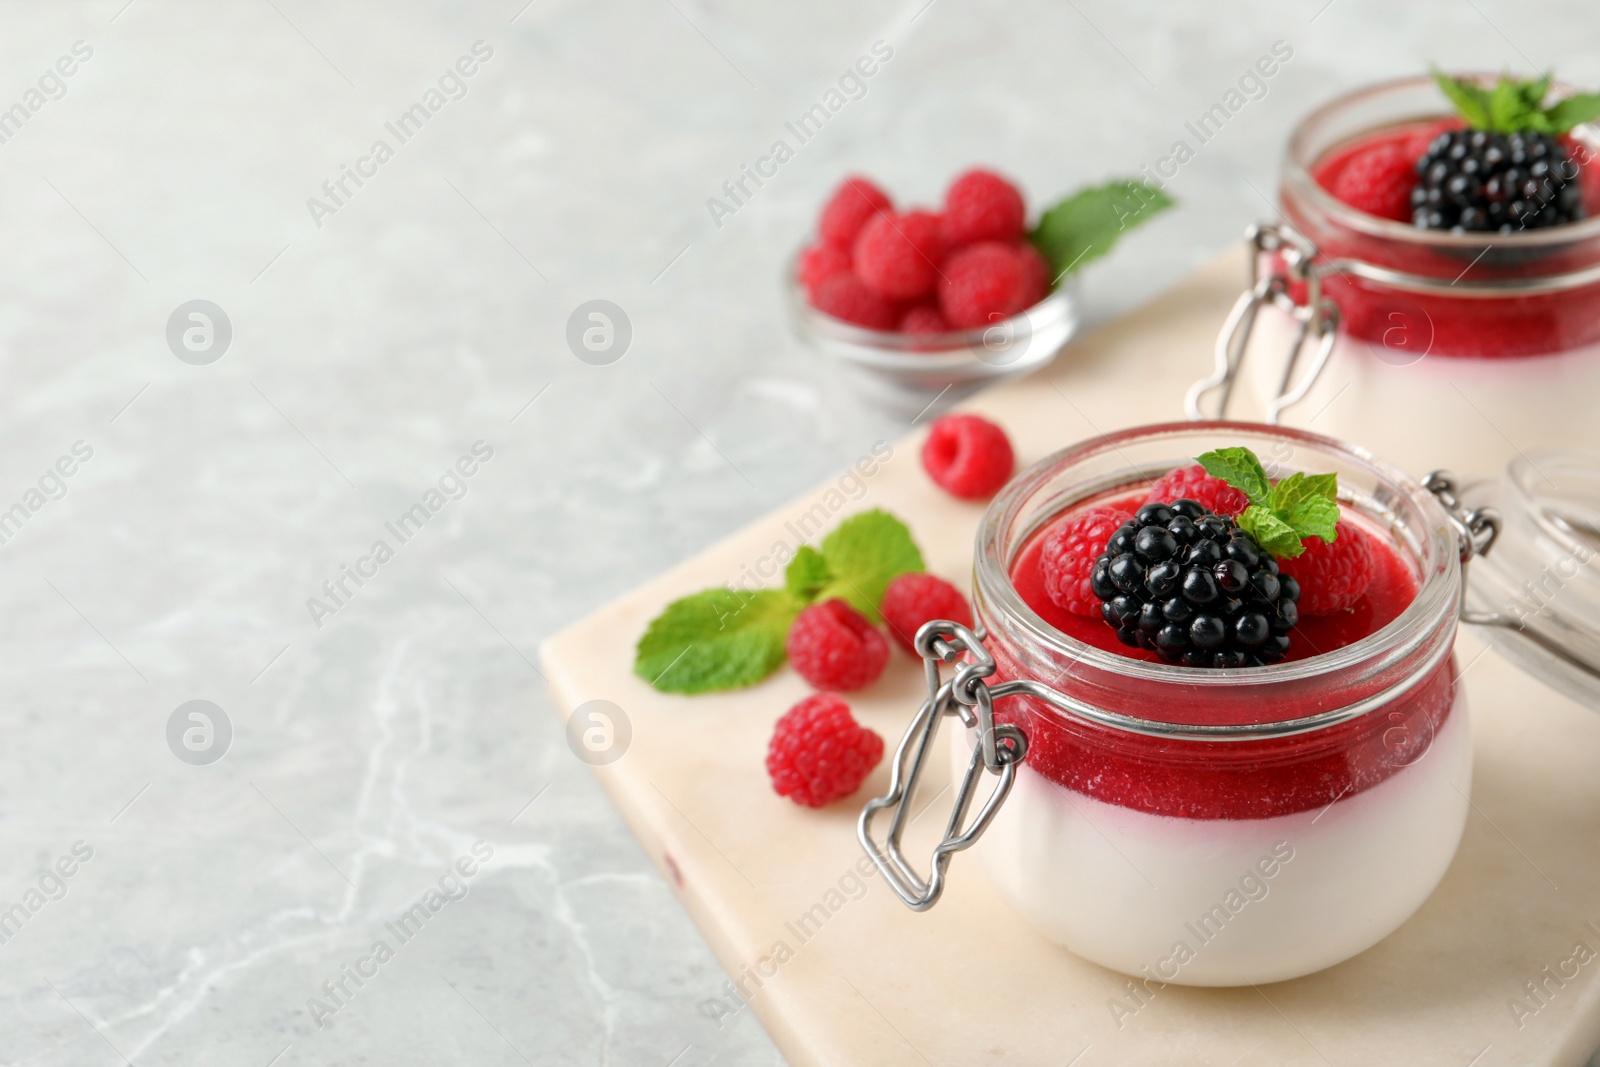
top-left (540, 252), bottom-right (1600, 1066)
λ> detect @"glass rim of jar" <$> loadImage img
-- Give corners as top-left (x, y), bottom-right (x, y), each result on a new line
top-left (972, 420), bottom-right (1462, 736)
top-left (1283, 72), bottom-right (1600, 251)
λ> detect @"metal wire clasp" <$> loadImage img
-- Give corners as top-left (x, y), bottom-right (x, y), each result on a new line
top-left (1186, 222), bottom-right (1341, 425)
top-left (1424, 471), bottom-right (1501, 566)
top-left (857, 620), bottom-right (1027, 911)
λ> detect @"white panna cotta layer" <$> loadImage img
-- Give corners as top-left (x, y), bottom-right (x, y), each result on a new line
top-left (1238, 306), bottom-right (1600, 484)
top-left (952, 691), bottom-right (1471, 986)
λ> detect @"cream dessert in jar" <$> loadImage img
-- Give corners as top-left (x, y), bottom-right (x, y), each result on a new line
top-left (1223, 74), bottom-right (1600, 481)
top-left (863, 422), bottom-right (1488, 986)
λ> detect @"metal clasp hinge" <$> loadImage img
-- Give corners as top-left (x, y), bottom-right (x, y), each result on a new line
top-left (1186, 222), bottom-right (1341, 425)
top-left (857, 621), bottom-right (1027, 912)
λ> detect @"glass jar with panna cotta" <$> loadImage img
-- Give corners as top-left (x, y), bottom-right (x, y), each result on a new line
top-left (1189, 74), bottom-right (1600, 483)
top-left (859, 421), bottom-right (1500, 986)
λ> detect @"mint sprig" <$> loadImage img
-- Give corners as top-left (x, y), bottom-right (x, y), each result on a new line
top-left (798, 509), bottom-right (925, 623)
top-left (1432, 68), bottom-right (1600, 134)
top-left (1195, 447), bottom-right (1340, 560)
top-left (634, 508), bottom-right (925, 695)
top-left (1029, 179), bottom-right (1174, 286)
top-left (635, 588), bottom-right (803, 694)
top-left (784, 545), bottom-right (831, 601)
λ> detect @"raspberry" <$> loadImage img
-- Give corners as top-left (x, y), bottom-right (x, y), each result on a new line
top-left (1016, 241), bottom-right (1051, 305)
top-left (938, 242), bottom-right (1041, 329)
top-left (766, 693), bottom-right (884, 808)
top-left (798, 242), bottom-right (852, 299)
top-left (1579, 148), bottom-right (1600, 215)
top-left (1276, 520), bottom-right (1375, 616)
top-left (921, 413), bottom-right (1014, 500)
top-left (853, 210), bottom-right (944, 301)
top-left (879, 572), bottom-right (973, 655)
top-left (1146, 465), bottom-right (1249, 517)
top-left (785, 599), bottom-right (889, 691)
top-left (1329, 142), bottom-right (1416, 222)
top-left (812, 273), bottom-right (898, 331)
top-left (818, 176), bottom-right (892, 250)
top-left (942, 169), bottom-right (1027, 246)
top-left (898, 304), bottom-right (951, 335)
top-left (1039, 506), bottom-right (1134, 617)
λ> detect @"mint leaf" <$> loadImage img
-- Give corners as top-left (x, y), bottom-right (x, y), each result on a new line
top-left (1237, 505), bottom-right (1305, 559)
top-left (1431, 66), bottom-right (1600, 134)
top-left (1432, 68), bottom-right (1492, 128)
top-left (785, 545), bottom-right (831, 601)
top-left (1279, 499), bottom-right (1339, 545)
top-left (1522, 110), bottom-right (1554, 134)
top-left (1029, 179), bottom-right (1174, 285)
top-left (634, 588), bottom-right (802, 694)
top-left (1194, 449), bottom-right (1345, 558)
top-left (1518, 73), bottom-right (1553, 114)
top-left (815, 509), bottom-right (924, 622)
top-left (1546, 92), bottom-right (1600, 133)
top-left (635, 508), bottom-right (927, 695)
top-left (1489, 76), bottom-right (1528, 132)
top-left (1268, 471), bottom-right (1337, 541)
top-left (1196, 447), bottom-right (1271, 507)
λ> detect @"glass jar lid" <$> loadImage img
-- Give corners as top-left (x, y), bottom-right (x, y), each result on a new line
top-left (1462, 449), bottom-right (1600, 709)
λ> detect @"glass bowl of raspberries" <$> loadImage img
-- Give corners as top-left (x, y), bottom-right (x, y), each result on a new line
top-left (1219, 71), bottom-right (1600, 481)
top-left (790, 170), bottom-right (1079, 416)
top-left (862, 420), bottom-right (1502, 984)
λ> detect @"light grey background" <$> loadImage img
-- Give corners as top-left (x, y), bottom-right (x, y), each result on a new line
top-left (0, 2), bottom-right (1594, 1064)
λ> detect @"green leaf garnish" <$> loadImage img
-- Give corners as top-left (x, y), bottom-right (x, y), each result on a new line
top-left (634, 588), bottom-right (803, 694)
top-left (1432, 67), bottom-right (1600, 134)
top-left (1488, 78), bottom-right (1524, 132)
top-left (1237, 506), bottom-right (1304, 560)
top-left (1196, 447), bottom-right (1271, 508)
top-left (1029, 179), bottom-right (1174, 285)
top-left (1546, 92), bottom-right (1600, 134)
top-left (810, 509), bottom-right (926, 622)
top-left (1518, 74), bottom-right (1553, 114)
top-left (1432, 68), bottom-right (1491, 128)
top-left (1194, 447), bottom-right (1342, 560)
top-left (1270, 472), bottom-right (1339, 544)
top-left (636, 508), bottom-right (927, 694)
top-left (784, 545), bottom-right (830, 601)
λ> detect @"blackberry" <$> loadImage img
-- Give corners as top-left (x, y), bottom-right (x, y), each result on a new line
top-left (1089, 500), bottom-right (1300, 669)
top-left (1410, 128), bottom-right (1586, 233)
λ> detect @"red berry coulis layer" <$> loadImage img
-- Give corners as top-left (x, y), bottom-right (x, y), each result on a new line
top-left (988, 488), bottom-right (1455, 820)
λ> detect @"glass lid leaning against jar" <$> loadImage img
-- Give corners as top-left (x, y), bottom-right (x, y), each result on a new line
top-left (1187, 73), bottom-right (1600, 483)
top-left (859, 421), bottom-right (1600, 987)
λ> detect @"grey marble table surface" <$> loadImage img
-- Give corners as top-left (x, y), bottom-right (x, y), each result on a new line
top-left (1, 2), bottom-right (1597, 1065)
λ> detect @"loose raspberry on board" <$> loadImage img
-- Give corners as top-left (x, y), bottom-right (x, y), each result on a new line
top-left (766, 693), bottom-right (885, 808)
